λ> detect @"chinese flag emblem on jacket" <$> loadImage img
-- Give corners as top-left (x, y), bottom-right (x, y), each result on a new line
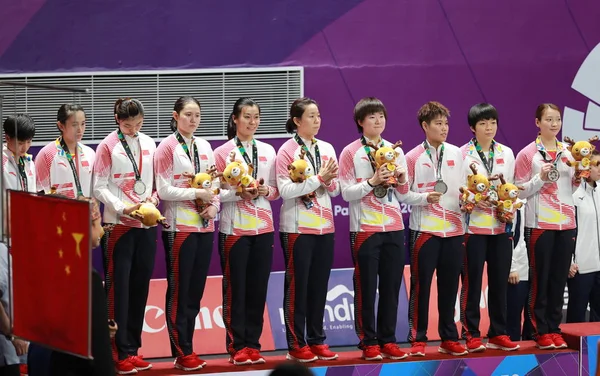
top-left (9, 190), bottom-right (92, 358)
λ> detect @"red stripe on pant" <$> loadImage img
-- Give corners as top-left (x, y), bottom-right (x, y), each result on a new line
top-left (102, 224), bottom-right (129, 361)
top-left (526, 228), bottom-right (544, 337)
top-left (408, 231), bottom-right (433, 342)
top-left (166, 232), bottom-right (190, 358)
top-left (460, 234), bottom-right (472, 339)
top-left (351, 232), bottom-right (375, 346)
top-left (283, 233), bottom-right (301, 350)
top-left (222, 234), bottom-right (241, 355)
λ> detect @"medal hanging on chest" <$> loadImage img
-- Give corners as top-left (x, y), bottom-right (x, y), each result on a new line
top-left (537, 138), bottom-right (562, 183)
top-left (373, 185), bottom-right (387, 198)
top-left (434, 180), bottom-right (448, 194)
top-left (361, 137), bottom-right (392, 201)
top-left (133, 180), bottom-right (146, 195)
top-left (424, 141), bottom-right (447, 194)
top-left (547, 167), bottom-right (560, 182)
top-left (117, 130), bottom-right (146, 195)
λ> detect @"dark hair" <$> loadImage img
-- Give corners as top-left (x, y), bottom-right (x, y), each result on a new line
top-left (468, 103), bottom-right (498, 129)
top-left (285, 97), bottom-right (318, 134)
top-left (269, 362), bottom-right (314, 376)
top-left (113, 99), bottom-right (120, 125)
top-left (114, 98), bottom-right (145, 122)
top-left (592, 149), bottom-right (600, 157)
top-left (170, 96), bottom-right (201, 132)
top-left (227, 98), bottom-right (261, 140)
top-left (57, 103), bottom-right (85, 133)
top-left (417, 101), bottom-right (450, 129)
top-left (353, 97), bottom-right (387, 133)
top-left (535, 103), bottom-right (561, 121)
top-left (3, 114), bottom-right (35, 141)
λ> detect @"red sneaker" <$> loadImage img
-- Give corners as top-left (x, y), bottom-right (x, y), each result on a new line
top-left (551, 333), bottom-right (568, 349)
top-left (381, 343), bottom-right (408, 360)
top-left (247, 348), bottom-right (266, 364)
top-left (536, 334), bottom-right (555, 350)
top-left (286, 346), bottom-right (318, 363)
top-left (174, 353), bottom-right (206, 371)
top-left (19, 364), bottom-right (28, 376)
top-left (127, 355), bottom-right (152, 371)
top-left (409, 342), bottom-right (426, 357)
top-left (115, 359), bottom-right (138, 375)
top-left (230, 348), bottom-right (252, 366)
top-left (487, 335), bottom-right (520, 351)
top-left (466, 337), bottom-right (486, 353)
top-left (438, 341), bottom-right (468, 356)
top-left (361, 345), bottom-right (382, 361)
top-left (310, 344), bottom-right (338, 360)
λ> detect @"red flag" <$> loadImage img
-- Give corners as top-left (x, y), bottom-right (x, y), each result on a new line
top-left (9, 190), bottom-right (92, 358)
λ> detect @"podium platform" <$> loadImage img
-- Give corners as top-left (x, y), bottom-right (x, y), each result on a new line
top-left (561, 322), bottom-right (600, 376)
top-left (144, 340), bottom-right (581, 376)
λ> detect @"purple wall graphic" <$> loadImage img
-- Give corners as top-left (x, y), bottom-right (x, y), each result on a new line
top-left (2, 0), bottom-right (600, 277)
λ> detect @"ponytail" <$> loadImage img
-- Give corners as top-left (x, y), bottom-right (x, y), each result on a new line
top-left (113, 98), bottom-right (124, 125)
top-left (227, 112), bottom-right (236, 140)
top-left (285, 118), bottom-right (297, 133)
top-left (170, 117), bottom-right (177, 132)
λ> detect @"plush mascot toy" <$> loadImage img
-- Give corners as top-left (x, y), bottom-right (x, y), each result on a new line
top-left (563, 135), bottom-right (599, 180)
top-left (216, 151), bottom-right (264, 197)
top-left (130, 203), bottom-right (170, 228)
top-left (491, 173), bottom-right (525, 224)
top-left (189, 165), bottom-right (220, 203)
top-left (459, 163), bottom-right (492, 214)
top-left (187, 165), bottom-right (221, 228)
top-left (366, 140), bottom-right (403, 187)
top-left (288, 148), bottom-right (316, 209)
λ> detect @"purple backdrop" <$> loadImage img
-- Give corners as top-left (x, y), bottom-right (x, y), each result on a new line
top-left (1, 0), bottom-right (600, 278)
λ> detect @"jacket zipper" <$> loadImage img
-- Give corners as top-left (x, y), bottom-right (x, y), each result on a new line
top-left (319, 202), bottom-right (323, 235)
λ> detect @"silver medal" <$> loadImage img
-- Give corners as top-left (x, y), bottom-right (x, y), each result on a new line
top-left (547, 167), bottom-right (560, 182)
top-left (134, 180), bottom-right (146, 195)
top-left (373, 185), bottom-right (387, 198)
top-left (434, 180), bottom-right (448, 194)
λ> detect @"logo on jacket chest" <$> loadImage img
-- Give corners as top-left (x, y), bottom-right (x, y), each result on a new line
top-left (422, 160), bottom-right (456, 168)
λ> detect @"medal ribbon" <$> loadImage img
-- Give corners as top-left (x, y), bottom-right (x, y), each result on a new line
top-left (16, 156), bottom-right (28, 192)
top-left (360, 136), bottom-right (383, 174)
top-left (235, 137), bottom-right (258, 179)
top-left (59, 138), bottom-right (84, 196)
top-left (473, 138), bottom-right (495, 176)
top-left (117, 129), bottom-right (143, 181)
top-left (294, 134), bottom-right (321, 172)
top-left (535, 136), bottom-right (562, 168)
top-left (174, 132), bottom-right (201, 174)
top-left (423, 140), bottom-right (445, 181)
